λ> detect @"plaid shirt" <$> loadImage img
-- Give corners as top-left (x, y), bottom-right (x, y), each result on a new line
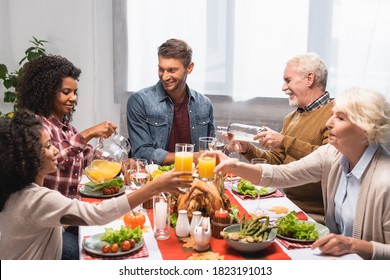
top-left (297, 91), bottom-right (332, 113)
top-left (39, 115), bottom-right (93, 198)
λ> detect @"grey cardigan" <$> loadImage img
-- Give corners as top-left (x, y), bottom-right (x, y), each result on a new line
top-left (261, 144), bottom-right (390, 260)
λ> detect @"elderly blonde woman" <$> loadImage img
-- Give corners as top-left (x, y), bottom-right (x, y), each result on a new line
top-left (207, 87), bottom-right (390, 260)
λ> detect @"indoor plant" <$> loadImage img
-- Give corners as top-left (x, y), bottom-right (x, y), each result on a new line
top-left (0, 36), bottom-right (47, 118)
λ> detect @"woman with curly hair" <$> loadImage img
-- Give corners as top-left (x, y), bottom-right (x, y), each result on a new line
top-left (17, 54), bottom-right (116, 198)
top-left (16, 54), bottom-right (119, 259)
top-left (0, 111), bottom-right (192, 259)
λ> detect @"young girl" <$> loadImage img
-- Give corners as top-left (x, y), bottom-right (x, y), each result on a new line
top-left (0, 111), bottom-right (192, 259)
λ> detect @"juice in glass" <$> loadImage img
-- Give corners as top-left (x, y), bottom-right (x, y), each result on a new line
top-left (198, 156), bottom-right (216, 179)
top-left (175, 143), bottom-right (194, 192)
top-left (85, 159), bottom-right (122, 183)
top-left (175, 152), bottom-right (193, 178)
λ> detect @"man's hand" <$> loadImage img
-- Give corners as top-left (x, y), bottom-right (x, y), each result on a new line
top-left (254, 127), bottom-right (284, 150)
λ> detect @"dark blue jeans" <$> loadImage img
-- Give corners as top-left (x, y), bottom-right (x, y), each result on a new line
top-left (62, 226), bottom-right (79, 260)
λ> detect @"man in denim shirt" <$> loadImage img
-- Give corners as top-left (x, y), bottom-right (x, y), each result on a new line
top-left (127, 39), bottom-right (215, 165)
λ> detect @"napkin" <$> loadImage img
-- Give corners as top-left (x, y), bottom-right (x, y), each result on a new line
top-left (81, 236), bottom-right (149, 260)
top-left (276, 238), bottom-right (312, 249)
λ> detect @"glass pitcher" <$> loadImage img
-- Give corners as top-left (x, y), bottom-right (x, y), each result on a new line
top-left (85, 132), bottom-right (131, 183)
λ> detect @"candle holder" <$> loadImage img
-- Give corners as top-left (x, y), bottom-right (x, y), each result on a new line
top-left (153, 193), bottom-right (171, 240)
top-left (211, 215), bottom-right (232, 239)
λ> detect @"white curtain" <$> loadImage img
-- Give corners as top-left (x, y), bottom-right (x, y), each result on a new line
top-left (122, 0), bottom-right (390, 101)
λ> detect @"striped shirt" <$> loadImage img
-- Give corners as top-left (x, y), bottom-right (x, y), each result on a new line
top-left (297, 91), bottom-right (332, 113)
top-left (38, 115), bottom-right (93, 198)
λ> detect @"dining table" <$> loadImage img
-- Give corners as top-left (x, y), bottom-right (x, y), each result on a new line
top-left (77, 176), bottom-right (361, 261)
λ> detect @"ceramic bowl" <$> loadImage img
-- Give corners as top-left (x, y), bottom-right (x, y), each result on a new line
top-left (222, 224), bottom-right (276, 253)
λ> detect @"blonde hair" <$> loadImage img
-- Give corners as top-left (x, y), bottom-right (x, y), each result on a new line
top-left (335, 87), bottom-right (390, 144)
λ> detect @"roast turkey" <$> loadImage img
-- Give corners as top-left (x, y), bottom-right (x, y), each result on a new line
top-left (176, 178), bottom-right (230, 219)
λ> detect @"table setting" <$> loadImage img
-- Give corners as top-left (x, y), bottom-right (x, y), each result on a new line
top-left (77, 136), bottom-right (361, 260)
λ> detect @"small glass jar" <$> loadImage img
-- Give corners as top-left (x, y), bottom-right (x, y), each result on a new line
top-left (227, 123), bottom-right (266, 143)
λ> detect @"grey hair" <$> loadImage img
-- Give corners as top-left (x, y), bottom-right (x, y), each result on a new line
top-left (287, 52), bottom-right (328, 91)
top-left (335, 87), bottom-right (390, 144)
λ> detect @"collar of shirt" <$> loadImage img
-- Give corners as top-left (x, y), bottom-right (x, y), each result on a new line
top-left (340, 144), bottom-right (379, 179)
top-left (335, 144), bottom-right (379, 235)
top-left (297, 91), bottom-right (331, 113)
top-left (47, 115), bottom-right (70, 132)
top-left (156, 80), bottom-right (193, 103)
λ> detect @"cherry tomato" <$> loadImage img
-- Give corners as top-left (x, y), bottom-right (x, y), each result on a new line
top-left (120, 240), bottom-right (131, 251)
top-left (129, 239), bottom-right (136, 249)
top-left (110, 243), bottom-right (119, 253)
top-left (102, 244), bottom-right (111, 253)
top-left (124, 211), bottom-right (146, 229)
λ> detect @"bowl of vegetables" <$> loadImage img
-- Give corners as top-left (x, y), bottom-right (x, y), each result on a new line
top-left (221, 216), bottom-right (276, 253)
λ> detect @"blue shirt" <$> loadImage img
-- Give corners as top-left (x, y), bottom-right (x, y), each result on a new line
top-left (334, 144), bottom-right (379, 236)
top-left (126, 81), bottom-right (215, 164)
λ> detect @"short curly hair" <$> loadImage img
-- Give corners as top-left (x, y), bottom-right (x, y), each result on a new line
top-left (0, 110), bottom-right (44, 211)
top-left (16, 54), bottom-right (81, 121)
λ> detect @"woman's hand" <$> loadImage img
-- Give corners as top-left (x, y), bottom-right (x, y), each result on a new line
top-left (201, 151), bottom-right (238, 174)
top-left (311, 233), bottom-right (373, 259)
top-left (153, 170), bottom-right (193, 194)
top-left (81, 121), bottom-right (118, 142)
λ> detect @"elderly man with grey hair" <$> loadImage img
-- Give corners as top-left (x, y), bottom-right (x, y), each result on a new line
top-left (237, 52), bottom-right (334, 224)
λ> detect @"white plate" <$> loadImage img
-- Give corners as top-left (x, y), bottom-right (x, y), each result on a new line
top-left (79, 185), bottom-right (125, 198)
top-left (82, 233), bottom-right (144, 257)
top-left (276, 222), bottom-right (330, 243)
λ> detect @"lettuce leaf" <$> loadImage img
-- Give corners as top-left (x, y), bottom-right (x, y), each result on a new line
top-left (85, 177), bottom-right (124, 192)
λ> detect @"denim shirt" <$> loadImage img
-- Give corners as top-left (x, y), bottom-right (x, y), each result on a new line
top-left (126, 81), bottom-right (215, 164)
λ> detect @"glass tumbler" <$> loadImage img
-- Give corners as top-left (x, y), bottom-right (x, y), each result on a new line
top-left (153, 192), bottom-right (171, 240)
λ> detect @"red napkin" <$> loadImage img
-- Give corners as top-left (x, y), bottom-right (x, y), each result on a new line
top-left (81, 236), bottom-right (149, 260)
top-left (277, 238), bottom-right (312, 249)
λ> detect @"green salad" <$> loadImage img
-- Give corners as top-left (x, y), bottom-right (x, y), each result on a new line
top-left (276, 211), bottom-right (319, 240)
top-left (237, 179), bottom-right (268, 197)
top-left (100, 226), bottom-right (142, 244)
top-left (84, 177), bottom-right (124, 192)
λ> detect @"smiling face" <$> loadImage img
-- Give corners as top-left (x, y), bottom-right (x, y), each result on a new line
top-left (326, 106), bottom-right (367, 154)
top-left (158, 56), bottom-right (194, 97)
top-left (38, 128), bottom-right (59, 177)
top-left (282, 63), bottom-right (312, 108)
top-left (52, 77), bottom-right (78, 121)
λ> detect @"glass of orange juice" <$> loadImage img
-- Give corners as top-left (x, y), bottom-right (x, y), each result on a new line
top-left (198, 137), bottom-right (217, 181)
top-left (175, 143), bottom-right (195, 192)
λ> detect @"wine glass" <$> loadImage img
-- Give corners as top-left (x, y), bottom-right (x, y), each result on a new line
top-left (210, 126), bottom-right (228, 153)
top-left (250, 158), bottom-right (267, 215)
top-left (226, 144), bottom-right (242, 188)
top-left (124, 158), bottom-right (150, 212)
